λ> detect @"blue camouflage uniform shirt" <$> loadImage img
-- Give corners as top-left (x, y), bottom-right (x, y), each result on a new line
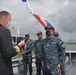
top-left (34, 39), bottom-right (43, 55)
top-left (23, 39), bottom-right (34, 57)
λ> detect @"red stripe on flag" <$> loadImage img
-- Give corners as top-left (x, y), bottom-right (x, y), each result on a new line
top-left (33, 14), bottom-right (46, 27)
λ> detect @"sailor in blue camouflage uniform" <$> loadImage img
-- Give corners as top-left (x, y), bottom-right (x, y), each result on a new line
top-left (40, 26), bottom-right (66, 75)
top-left (54, 32), bottom-right (66, 75)
top-left (34, 31), bottom-right (43, 75)
top-left (22, 34), bottom-right (34, 75)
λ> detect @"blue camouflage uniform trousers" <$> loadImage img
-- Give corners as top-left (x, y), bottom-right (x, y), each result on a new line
top-left (23, 39), bottom-right (34, 75)
top-left (34, 39), bottom-right (43, 75)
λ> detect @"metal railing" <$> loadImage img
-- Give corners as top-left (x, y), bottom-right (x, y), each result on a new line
top-left (12, 56), bottom-right (35, 75)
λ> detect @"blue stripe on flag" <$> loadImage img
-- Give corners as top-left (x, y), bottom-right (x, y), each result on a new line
top-left (22, 0), bottom-right (27, 2)
top-left (45, 20), bottom-right (51, 26)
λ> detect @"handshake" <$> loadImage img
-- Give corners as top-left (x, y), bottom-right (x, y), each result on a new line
top-left (18, 39), bottom-right (25, 47)
top-left (14, 40), bottom-right (25, 53)
top-left (18, 40), bottom-right (26, 56)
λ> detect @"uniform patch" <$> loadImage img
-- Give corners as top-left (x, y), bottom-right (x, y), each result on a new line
top-left (61, 44), bottom-right (65, 48)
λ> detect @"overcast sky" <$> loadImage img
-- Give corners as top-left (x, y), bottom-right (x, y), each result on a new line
top-left (0, 0), bottom-right (76, 42)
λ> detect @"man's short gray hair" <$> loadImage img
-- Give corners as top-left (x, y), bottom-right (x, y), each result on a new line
top-left (0, 11), bottom-right (10, 19)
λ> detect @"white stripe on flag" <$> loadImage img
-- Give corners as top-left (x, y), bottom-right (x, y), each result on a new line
top-left (21, 0), bottom-right (34, 13)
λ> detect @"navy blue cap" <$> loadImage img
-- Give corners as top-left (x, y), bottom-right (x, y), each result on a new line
top-left (45, 26), bottom-right (54, 30)
top-left (25, 34), bottom-right (29, 36)
top-left (37, 31), bottom-right (42, 35)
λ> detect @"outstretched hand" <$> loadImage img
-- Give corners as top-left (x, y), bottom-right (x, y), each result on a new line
top-left (18, 39), bottom-right (25, 47)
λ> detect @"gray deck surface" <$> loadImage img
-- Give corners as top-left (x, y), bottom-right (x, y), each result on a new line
top-left (65, 64), bottom-right (76, 75)
top-left (13, 63), bottom-right (76, 75)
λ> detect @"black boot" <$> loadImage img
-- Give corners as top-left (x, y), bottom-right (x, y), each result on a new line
top-left (30, 73), bottom-right (32, 75)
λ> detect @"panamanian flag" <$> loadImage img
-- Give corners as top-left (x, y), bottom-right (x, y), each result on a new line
top-left (33, 13), bottom-right (52, 28)
top-left (21, 0), bottom-right (51, 28)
